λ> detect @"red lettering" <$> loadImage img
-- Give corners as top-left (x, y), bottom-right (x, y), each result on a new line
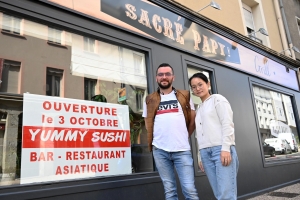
top-left (104, 151), bottom-right (109, 158)
top-left (104, 108), bottom-right (110, 115)
top-left (63, 165), bottom-right (69, 174)
top-left (80, 151), bottom-right (85, 159)
top-left (39, 152), bottom-right (45, 161)
top-left (56, 166), bottom-right (62, 175)
top-left (113, 120), bottom-right (118, 127)
top-left (107, 119), bottom-right (112, 126)
top-left (73, 104), bottom-right (79, 112)
top-left (43, 101), bottom-right (51, 110)
top-left (91, 164), bottom-right (96, 172)
top-left (74, 165), bottom-right (80, 173)
top-left (81, 105), bottom-right (87, 113)
top-left (47, 152), bottom-right (54, 161)
top-left (100, 119), bottom-right (105, 126)
top-left (92, 151), bottom-right (97, 159)
top-left (66, 152), bottom-right (72, 160)
top-left (110, 151), bottom-right (114, 158)
top-left (30, 152), bottom-right (37, 161)
top-left (74, 151), bottom-right (78, 160)
top-left (86, 151), bottom-right (91, 159)
top-left (92, 118), bottom-right (98, 126)
top-left (70, 117), bottom-right (76, 125)
top-left (47, 117), bottom-right (53, 123)
top-left (86, 118), bottom-right (91, 125)
top-left (63, 103), bottom-right (71, 112)
top-left (78, 117), bottom-right (84, 125)
top-left (112, 108), bottom-right (117, 116)
top-left (54, 102), bottom-right (61, 111)
top-left (104, 163), bottom-right (109, 171)
top-left (89, 106), bottom-right (95, 114)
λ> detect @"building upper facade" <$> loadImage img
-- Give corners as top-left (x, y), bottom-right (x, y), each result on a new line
top-left (172, 0), bottom-right (300, 61)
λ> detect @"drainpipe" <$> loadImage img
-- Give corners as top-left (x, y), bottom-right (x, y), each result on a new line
top-left (273, 0), bottom-right (289, 57)
top-left (278, 0), bottom-right (296, 59)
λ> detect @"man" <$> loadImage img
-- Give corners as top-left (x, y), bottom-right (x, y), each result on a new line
top-left (142, 63), bottom-right (198, 200)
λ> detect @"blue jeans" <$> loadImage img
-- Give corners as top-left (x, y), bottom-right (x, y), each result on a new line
top-left (153, 146), bottom-right (199, 200)
top-left (200, 145), bottom-right (239, 200)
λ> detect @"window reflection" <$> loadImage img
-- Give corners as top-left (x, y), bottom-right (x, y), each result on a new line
top-left (0, 12), bottom-right (152, 186)
top-left (253, 85), bottom-right (300, 161)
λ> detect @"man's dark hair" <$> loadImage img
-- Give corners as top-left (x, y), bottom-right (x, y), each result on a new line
top-left (188, 72), bottom-right (209, 86)
top-left (156, 63), bottom-right (174, 74)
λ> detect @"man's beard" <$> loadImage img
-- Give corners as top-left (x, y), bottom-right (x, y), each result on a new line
top-left (158, 80), bottom-right (172, 89)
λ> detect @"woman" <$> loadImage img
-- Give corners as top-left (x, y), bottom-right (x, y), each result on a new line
top-left (189, 72), bottom-right (239, 200)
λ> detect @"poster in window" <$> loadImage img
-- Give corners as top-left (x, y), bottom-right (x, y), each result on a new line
top-left (21, 94), bottom-right (131, 184)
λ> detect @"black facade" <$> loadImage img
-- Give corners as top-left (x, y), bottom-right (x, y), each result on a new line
top-left (0, 0), bottom-right (300, 199)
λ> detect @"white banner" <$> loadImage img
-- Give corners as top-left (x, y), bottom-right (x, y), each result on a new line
top-left (21, 94), bottom-right (131, 184)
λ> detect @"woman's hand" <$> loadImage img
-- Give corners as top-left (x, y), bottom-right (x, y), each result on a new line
top-left (198, 161), bottom-right (205, 172)
top-left (221, 151), bottom-right (231, 166)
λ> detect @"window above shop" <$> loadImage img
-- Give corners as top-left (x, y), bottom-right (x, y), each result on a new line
top-left (48, 27), bottom-right (64, 45)
top-left (1, 13), bottom-right (23, 35)
top-left (0, 59), bottom-right (21, 94)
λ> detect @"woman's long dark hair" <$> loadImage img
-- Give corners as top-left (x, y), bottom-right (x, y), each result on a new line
top-left (188, 73), bottom-right (209, 87)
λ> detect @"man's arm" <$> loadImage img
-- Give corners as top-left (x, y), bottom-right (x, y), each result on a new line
top-left (188, 110), bottom-right (196, 137)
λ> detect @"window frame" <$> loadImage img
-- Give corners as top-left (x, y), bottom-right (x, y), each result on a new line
top-left (46, 67), bottom-right (63, 97)
top-left (249, 79), bottom-right (300, 167)
top-left (182, 58), bottom-right (218, 177)
top-left (1, 13), bottom-right (23, 36)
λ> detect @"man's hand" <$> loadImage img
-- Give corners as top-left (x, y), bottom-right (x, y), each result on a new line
top-left (220, 151), bottom-right (231, 166)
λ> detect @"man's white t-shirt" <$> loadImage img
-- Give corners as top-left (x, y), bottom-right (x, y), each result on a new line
top-left (142, 91), bottom-right (195, 152)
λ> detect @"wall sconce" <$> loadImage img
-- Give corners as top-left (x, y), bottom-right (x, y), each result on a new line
top-left (247, 28), bottom-right (269, 37)
top-left (280, 46), bottom-right (300, 54)
top-left (197, 0), bottom-right (221, 12)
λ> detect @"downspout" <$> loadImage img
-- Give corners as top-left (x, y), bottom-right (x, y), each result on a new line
top-left (273, 0), bottom-right (289, 57)
top-left (278, 0), bottom-right (296, 59)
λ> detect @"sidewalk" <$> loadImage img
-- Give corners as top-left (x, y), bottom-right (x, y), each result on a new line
top-left (247, 183), bottom-right (300, 200)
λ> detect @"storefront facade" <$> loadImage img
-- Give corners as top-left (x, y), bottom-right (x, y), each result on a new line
top-left (0, 0), bottom-right (299, 199)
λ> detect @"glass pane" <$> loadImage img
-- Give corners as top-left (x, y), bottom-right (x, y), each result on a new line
top-left (0, 12), bottom-right (150, 186)
top-left (187, 67), bottom-right (211, 108)
top-left (252, 85), bottom-right (300, 162)
top-left (187, 66), bottom-right (212, 172)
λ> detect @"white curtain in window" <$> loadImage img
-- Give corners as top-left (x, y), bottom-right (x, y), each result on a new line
top-left (2, 14), bottom-right (21, 34)
top-left (48, 27), bottom-right (61, 44)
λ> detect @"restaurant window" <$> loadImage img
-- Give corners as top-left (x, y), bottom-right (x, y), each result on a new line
top-left (1, 14), bottom-right (22, 35)
top-left (48, 27), bottom-right (63, 45)
top-left (0, 12), bottom-right (151, 187)
top-left (46, 67), bottom-right (63, 96)
top-left (0, 59), bottom-right (21, 94)
top-left (252, 85), bottom-right (300, 162)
